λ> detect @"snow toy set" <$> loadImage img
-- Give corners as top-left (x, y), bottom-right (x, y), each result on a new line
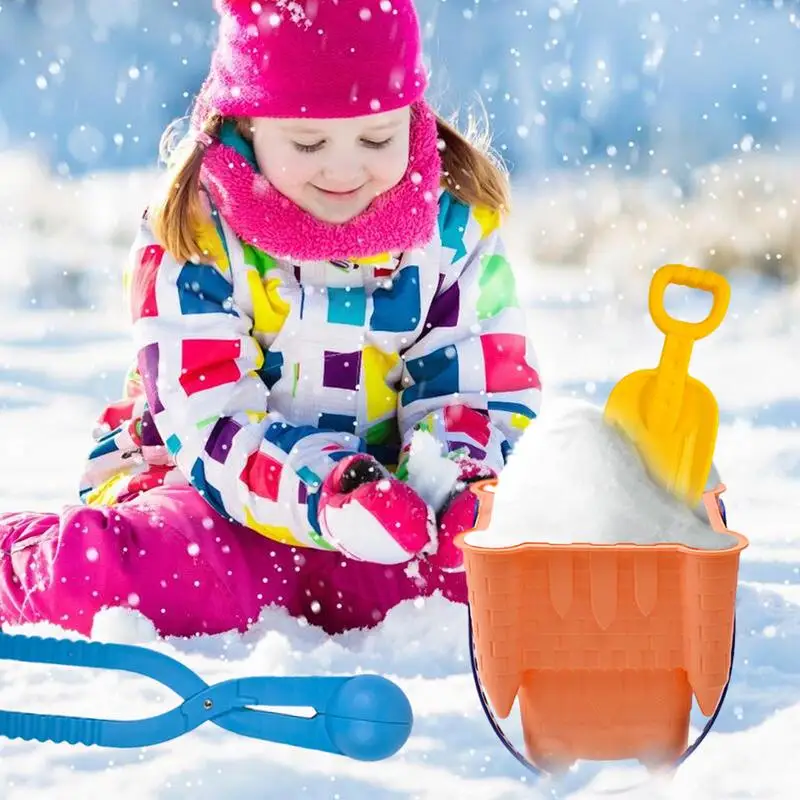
top-left (457, 265), bottom-right (749, 773)
top-left (0, 629), bottom-right (412, 760)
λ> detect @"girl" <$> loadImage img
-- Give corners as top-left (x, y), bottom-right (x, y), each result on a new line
top-left (0, 0), bottom-right (542, 639)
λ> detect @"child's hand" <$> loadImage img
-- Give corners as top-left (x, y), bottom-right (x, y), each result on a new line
top-left (317, 454), bottom-right (436, 565)
top-left (423, 455), bottom-right (497, 573)
top-left (401, 439), bottom-right (496, 573)
top-left (425, 487), bottom-right (480, 573)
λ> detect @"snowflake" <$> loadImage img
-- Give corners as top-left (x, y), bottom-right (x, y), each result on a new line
top-left (275, 0), bottom-right (313, 30)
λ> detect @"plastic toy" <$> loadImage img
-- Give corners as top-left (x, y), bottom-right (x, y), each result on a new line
top-left (605, 264), bottom-right (731, 507)
top-left (0, 629), bottom-right (412, 760)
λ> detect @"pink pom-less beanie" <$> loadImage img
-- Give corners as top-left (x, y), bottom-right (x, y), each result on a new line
top-left (196, 0), bottom-right (429, 121)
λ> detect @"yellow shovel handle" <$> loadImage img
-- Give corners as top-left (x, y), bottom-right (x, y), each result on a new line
top-left (649, 265), bottom-right (730, 341)
top-left (645, 265), bottom-right (730, 434)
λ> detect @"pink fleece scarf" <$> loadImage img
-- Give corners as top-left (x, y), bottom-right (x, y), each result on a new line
top-left (199, 101), bottom-right (442, 262)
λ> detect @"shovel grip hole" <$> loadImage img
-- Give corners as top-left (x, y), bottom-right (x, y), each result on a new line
top-left (663, 284), bottom-right (714, 323)
top-left (649, 264), bottom-right (730, 340)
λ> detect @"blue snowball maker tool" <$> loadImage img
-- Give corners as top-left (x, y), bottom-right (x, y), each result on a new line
top-left (0, 630), bottom-right (412, 760)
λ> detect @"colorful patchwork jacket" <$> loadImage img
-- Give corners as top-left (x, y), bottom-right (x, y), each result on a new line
top-left (79, 190), bottom-right (542, 550)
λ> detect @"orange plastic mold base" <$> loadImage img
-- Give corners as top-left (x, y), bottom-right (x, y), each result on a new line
top-left (454, 480), bottom-right (748, 772)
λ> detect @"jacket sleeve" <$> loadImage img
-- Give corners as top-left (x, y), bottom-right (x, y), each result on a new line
top-left (126, 208), bottom-right (365, 551)
top-left (396, 193), bottom-right (542, 481)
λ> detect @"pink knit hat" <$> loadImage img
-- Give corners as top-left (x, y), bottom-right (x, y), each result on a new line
top-left (193, 0), bottom-right (429, 122)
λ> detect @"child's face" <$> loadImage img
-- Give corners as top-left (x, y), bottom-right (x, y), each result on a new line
top-left (250, 106), bottom-right (411, 224)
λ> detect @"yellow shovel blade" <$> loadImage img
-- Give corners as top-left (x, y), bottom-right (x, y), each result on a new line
top-left (604, 265), bottom-right (730, 507)
top-left (605, 370), bottom-right (720, 507)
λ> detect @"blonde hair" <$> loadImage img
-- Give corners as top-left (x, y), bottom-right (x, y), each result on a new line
top-left (149, 108), bottom-right (511, 264)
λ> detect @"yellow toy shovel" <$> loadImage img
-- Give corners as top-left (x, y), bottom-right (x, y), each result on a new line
top-left (604, 265), bottom-right (731, 507)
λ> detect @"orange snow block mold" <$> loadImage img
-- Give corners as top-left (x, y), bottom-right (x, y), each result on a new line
top-left (455, 481), bottom-right (748, 772)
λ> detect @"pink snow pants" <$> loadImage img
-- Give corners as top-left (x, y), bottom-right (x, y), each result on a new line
top-left (0, 485), bottom-right (466, 638)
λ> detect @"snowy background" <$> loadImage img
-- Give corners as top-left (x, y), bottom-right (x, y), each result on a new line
top-left (0, 0), bottom-right (799, 798)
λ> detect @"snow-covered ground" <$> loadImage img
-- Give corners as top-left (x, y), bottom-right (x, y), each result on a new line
top-left (0, 168), bottom-right (798, 798)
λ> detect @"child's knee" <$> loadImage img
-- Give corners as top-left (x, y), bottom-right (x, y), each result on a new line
top-left (55, 505), bottom-right (146, 573)
top-left (53, 504), bottom-right (254, 635)
top-left (0, 497), bottom-right (310, 637)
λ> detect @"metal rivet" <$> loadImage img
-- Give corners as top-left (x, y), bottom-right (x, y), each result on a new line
top-left (204, 699), bottom-right (213, 709)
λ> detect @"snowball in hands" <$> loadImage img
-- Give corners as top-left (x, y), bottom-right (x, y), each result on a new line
top-left (466, 399), bottom-right (737, 550)
top-left (404, 430), bottom-right (461, 514)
